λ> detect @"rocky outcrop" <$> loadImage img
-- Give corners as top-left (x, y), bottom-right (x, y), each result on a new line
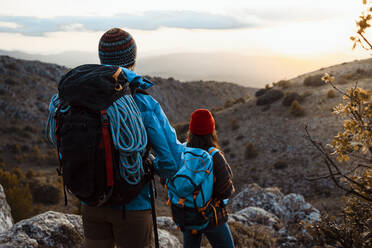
top-left (157, 216), bottom-right (178, 231)
top-left (0, 185), bottom-right (13, 233)
top-left (0, 211), bottom-right (83, 248)
top-left (158, 229), bottom-right (181, 248)
top-left (228, 207), bottom-right (282, 231)
top-left (232, 183), bottom-right (320, 225)
top-left (0, 182), bottom-right (320, 247)
top-left (0, 211), bottom-right (181, 248)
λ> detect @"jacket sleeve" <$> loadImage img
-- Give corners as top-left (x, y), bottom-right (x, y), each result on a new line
top-left (212, 152), bottom-right (235, 200)
top-left (134, 94), bottom-right (184, 179)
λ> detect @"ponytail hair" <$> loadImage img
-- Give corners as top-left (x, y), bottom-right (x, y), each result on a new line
top-left (186, 130), bottom-right (220, 151)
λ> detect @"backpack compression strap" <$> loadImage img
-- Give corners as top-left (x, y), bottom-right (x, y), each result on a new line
top-left (100, 110), bottom-right (114, 187)
top-left (208, 147), bottom-right (220, 157)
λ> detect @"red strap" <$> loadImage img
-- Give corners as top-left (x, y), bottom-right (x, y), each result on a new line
top-left (100, 110), bottom-right (114, 187)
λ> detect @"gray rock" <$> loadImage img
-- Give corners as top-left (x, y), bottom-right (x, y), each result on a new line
top-left (280, 193), bottom-right (320, 224)
top-left (0, 211), bottom-right (83, 248)
top-left (0, 210), bottom-right (182, 248)
top-left (232, 183), bottom-right (320, 225)
top-left (0, 185), bottom-right (13, 233)
top-left (157, 216), bottom-right (178, 231)
top-left (228, 206), bottom-right (282, 231)
top-left (158, 229), bottom-right (181, 248)
top-left (232, 183), bottom-right (284, 217)
top-left (0, 62), bottom-right (5, 74)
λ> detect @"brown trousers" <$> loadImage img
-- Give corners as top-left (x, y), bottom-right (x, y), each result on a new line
top-left (82, 205), bottom-right (153, 248)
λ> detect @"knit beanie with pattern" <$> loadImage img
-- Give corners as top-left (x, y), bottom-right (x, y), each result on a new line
top-left (189, 109), bottom-right (215, 135)
top-left (98, 28), bottom-right (137, 67)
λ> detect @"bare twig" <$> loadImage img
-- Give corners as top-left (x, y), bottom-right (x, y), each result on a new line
top-left (304, 126), bottom-right (372, 201)
top-left (358, 32), bottom-right (372, 50)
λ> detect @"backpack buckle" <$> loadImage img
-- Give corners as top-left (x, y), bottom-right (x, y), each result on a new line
top-left (100, 110), bottom-right (109, 127)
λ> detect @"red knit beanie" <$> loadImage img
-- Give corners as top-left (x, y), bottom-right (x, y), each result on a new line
top-left (189, 109), bottom-right (215, 135)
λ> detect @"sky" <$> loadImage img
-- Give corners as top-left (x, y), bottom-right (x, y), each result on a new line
top-left (0, 0), bottom-right (371, 85)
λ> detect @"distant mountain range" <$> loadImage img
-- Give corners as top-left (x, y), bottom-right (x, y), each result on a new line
top-left (0, 49), bottom-right (330, 87)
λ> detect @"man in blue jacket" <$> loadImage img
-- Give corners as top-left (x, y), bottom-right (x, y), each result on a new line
top-left (47, 28), bottom-right (184, 248)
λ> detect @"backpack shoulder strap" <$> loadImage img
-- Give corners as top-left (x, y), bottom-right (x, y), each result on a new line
top-left (134, 88), bottom-right (150, 95)
top-left (208, 147), bottom-right (220, 157)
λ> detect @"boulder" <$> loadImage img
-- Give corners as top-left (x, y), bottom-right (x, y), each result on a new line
top-left (280, 193), bottom-right (320, 224)
top-left (0, 211), bottom-right (182, 248)
top-left (158, 229), bottom-right (181, 248)
top-left (232, 184), bottom-right (320, 225)
top-left (232, 183), bottom-right (284, 217)
top-left (0, 211), bottom-right (83, 248)
top-left (256, 89), bottom-right (284, 105)
top-left (228, 207), bottom-right (282, 231)
top-left (0, 185), bottom-right (13, 233)
top-left (157, 216), bottom-right (178, 231)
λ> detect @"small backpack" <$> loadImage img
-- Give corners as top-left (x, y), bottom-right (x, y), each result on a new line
top-left (166, 146), bottom-right (219, 232)
top-left (47, 64), bottom-right (152, 207)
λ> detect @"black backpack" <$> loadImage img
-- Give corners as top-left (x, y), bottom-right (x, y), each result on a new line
top-left (54, 64), bottom-right (151, 207)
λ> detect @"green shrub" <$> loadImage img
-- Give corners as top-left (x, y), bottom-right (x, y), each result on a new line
top-left (255, 88), bottom-right (268, 97)
top-left (355, 68), bottom-right (366, 75)
top-left (31, 145), bottom-right (45, 161)
top-left (5, 63), bottom-right (17, 71)
top-left (327, 89), bottom-right (336, 98)
top-left (303, 74), bottom-right (324, 87)
top-left (44, 148), bottom-right (58, 165)
top-left (29, 181), bottom-right (61, 205)
top-left (229, 222), bottom-right (277, 248)
top-left (221, 139), bottom-right (230, 147)
top-left (343, 73), bottom-right (354, 80)
top-left (245, 143), bottom-right (258, 159)
top-left (233, 97), bottom-right (246, 105)
top-left (0, 168), bottom-right (33, 222)
top-left (6, 143), bottom-right (22, 154)
top-left (282, 92), bottom-right (302, 106)
top-left (290, 100), bottom-right (305, 117)
top-left (337, 77), bottom-right (349, 85)
top-left (4, 78), bottom-right (17, 85)
top-left (301, 91), bottom-right (312, 98)
top-left (26, 169), bottom-right (36, 178)
top-left (224, 99), bottom-right (234, 108)
top-left (273, 161), bottom-right (288, 169)
top-left (23, 125), bottom-right (36, 133)
top-left (256, 89), bottom-right (284, 105)
top-left (0, 158), bottom-right (5, 168)
top-left (307, 197), bottom-right (372, 248)
top-left (230, 119), bottom-right (240, 130)
top-left (276, 80), bottom-right (291, 89)
top-left (224, 97), bottom-right (246, 108)
top-left (211, 106), bottom-right (224, 113)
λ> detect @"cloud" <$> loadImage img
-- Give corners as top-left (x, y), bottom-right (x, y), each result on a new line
top-left (0, 3), bottom-right (350, 37)
top-left (0, 21), bottom-right (22, 29)
top-left (0, 11), bottom-right (255, 36)
top-left (236, 1), bottom-right (353, 24)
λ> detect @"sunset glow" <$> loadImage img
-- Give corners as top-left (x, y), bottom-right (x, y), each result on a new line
top-left (0, 0), bottom-right (370, 85)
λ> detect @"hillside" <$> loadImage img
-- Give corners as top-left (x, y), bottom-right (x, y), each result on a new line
top-left (0, 55), bottom-right (251, 177)
top-left (207, 58), bottom-right (372, 214)
top-left (1, 54), bottom-right (371, 221)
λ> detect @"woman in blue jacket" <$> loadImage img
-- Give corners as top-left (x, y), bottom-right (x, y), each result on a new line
top-left (46, 28), bottom-right (184, 248)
